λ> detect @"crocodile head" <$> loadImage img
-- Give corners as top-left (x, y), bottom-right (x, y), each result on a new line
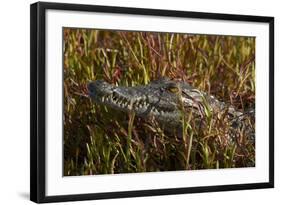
top-left (87, 77), bottom-right (254, 142)
top-left (87, 78), bottom-right (215, 126)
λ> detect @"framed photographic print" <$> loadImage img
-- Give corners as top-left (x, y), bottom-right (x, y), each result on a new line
top-left (30, 1), bottom-right (274, 203)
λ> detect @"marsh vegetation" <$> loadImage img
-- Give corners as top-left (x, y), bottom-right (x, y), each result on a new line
top-left (63, 28), bottom-right (255, 175)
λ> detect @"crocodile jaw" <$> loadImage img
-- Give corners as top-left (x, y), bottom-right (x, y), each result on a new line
top-left (87, 80), bottom-right (182, 124)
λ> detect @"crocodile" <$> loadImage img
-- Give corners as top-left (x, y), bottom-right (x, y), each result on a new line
top-left (87, 78), bottom-right (255, 141)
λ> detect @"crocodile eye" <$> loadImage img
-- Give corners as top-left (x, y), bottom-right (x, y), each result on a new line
top-left (167, 86), bottom-right (179, 93)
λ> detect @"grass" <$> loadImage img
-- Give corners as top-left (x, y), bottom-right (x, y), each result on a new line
top-left (63, 28), bottom-right (255, 176)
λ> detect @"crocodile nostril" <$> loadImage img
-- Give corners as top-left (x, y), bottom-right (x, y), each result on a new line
top-left (87, 83), bottom-right (95, 94)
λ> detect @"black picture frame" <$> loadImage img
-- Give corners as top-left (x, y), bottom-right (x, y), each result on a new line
top-left (30, 1), bottom-right (274, 203)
